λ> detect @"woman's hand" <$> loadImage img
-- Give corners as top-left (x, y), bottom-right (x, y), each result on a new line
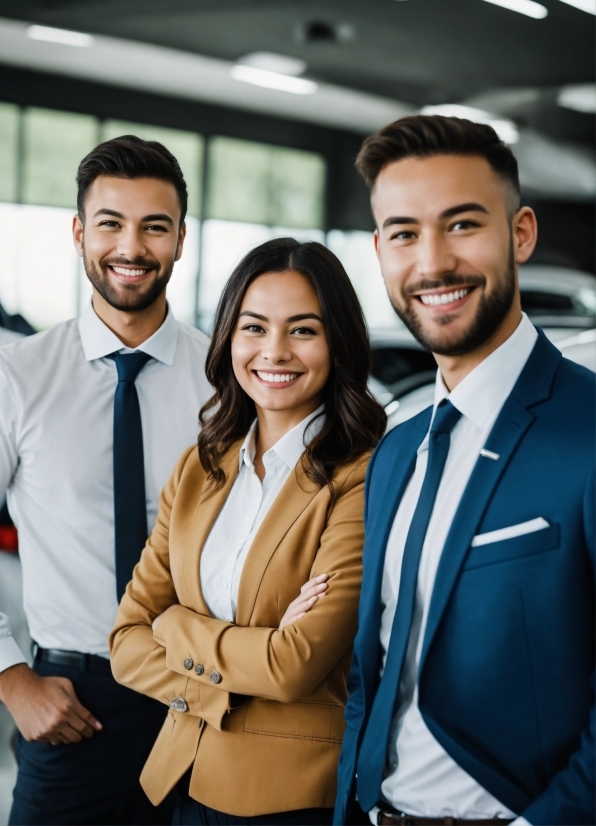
top-left (152, 604), bottom-right (178, 635)
top-left (279, 574), bottom-right (329, 630)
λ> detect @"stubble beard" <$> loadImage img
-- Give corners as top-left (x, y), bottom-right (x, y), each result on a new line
top-left (389, 244), bottom-right (516, 357)
top-left (83, 251), bottom-right (173, 313)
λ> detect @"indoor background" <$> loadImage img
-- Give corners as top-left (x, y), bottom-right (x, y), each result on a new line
top-left (0, 0), bottom-right (594, 820)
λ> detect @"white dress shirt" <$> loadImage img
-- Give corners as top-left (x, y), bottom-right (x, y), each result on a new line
top-left (200, 406), bottom-right (324, 623)
top-left (0, 300), bottom-right (212, 669)
top-left (375, 315), bottom-right (538, 822)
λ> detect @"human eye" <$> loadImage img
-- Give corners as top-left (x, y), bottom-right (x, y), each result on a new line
top-left (145, 224), bottom-right (168, 233)
top-left (241, 323), bottom-right (265, 334)
top-left (450, 219), bottom-right (481, 232)
top-left (291, 325), bottom-right (317, 336)
top-left (98, 220), bottom-right (120, 229)
top-left (389, 229), bottom-right (417, 242)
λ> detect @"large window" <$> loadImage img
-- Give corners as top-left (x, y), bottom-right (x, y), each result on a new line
top-left (0, 103), bottom-right (398, 335)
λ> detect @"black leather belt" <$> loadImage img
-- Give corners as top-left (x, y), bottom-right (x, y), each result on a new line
top-left (378, 813), bottom-right (513, 826)
top-left (34, 645), bottom-right (112, 674)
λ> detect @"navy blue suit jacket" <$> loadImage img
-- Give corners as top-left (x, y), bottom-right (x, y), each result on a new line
top-left (334, 331), bottom-right (595, 825)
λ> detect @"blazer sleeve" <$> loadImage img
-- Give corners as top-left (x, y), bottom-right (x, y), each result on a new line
top-left (149, 467), bottom-right (366, 708)
top-left (109, 446), bottom-right (207, 720)
top-left (521, 465), bottom-right (595, 826)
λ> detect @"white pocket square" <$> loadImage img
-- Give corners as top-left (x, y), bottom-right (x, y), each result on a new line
top-left (471, 517), bottom-right (550, 547)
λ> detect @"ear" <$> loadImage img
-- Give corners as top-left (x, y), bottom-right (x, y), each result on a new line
top-left (373, 228), bottom-right (381, 260)
top-left (175, 221), bottom-right (187, 262)
top-left (512, 206), bottom-right (538, 265)
top-left (72, 214), bottom-right (84, 257)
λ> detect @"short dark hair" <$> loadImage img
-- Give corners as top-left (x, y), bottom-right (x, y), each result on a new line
top-left (356, 115), bottom-right (520, 214)
top-left (198, 237), bottom-right (386, 495)
top-left (76, 134), bottom-right (188, 223)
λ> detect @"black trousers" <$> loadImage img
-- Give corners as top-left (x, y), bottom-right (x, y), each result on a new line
top-left (8, 656), bottom-right (173, 825)
top-left (173, 795), bottom-right (334, 826)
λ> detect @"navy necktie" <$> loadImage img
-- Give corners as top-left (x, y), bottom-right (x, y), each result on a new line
top-left (357, 399), bottom-right (462, 812)
top-left (109, 351), bottom-right (153, 600)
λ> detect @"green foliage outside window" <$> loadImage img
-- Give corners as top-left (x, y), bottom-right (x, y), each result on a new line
top-left (207, 137), bottom-right (325, 229)
top-left (22, 108), bottom-right (98, 209)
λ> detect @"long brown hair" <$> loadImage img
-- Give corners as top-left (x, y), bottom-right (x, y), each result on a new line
top-left (198, 237), bottom-right (386, 492)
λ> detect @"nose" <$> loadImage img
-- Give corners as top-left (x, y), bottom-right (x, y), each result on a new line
top-left (116, 226), bottom-right (148, 261)
top-left (261, 329), bottom-right (292, 364)
top-left (416, 229), bottom-right (458, 281)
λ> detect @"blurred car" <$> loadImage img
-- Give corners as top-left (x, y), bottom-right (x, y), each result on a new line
top-left (368, 265), bottom-right (596, 431)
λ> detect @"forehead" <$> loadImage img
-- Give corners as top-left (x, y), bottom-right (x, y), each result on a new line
top-left (84, 175), bottom-right (180, 219)
top-left (241, 270), bottom-right (321, 312)
top-left (371, 154), bottom-right (508, 221)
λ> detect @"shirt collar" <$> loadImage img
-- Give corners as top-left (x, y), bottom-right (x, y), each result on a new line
top-left (239, 405), bottom-right (325, 472)
top-left (78, 299), bottom-right (179, 366)
top-left (421, 313), bottom-right (538, 451)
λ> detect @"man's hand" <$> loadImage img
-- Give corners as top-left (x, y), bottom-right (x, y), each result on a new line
top-left (279, 573), bottom-right (329, 630)
top-left (0, 663), bottom-right (102, 745)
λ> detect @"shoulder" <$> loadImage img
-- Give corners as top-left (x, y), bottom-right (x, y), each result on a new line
top-left (543, 355), bottom-right (595, 432)
top-left (333, 450), bottom-right (375, 490)
top-left (0, 319), bottom-right (78, 379)
top-left (175, 320), bottom-right (210, 354)
top-left (368, 405), bottom-right (432, 475)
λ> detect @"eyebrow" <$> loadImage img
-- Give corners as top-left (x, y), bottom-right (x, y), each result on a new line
top-left (92, 208), bottom-right (174, 224)
top-left (238, 311), bottom-right (323, 323)
top-left (382, 202), bottom-right (489, 229)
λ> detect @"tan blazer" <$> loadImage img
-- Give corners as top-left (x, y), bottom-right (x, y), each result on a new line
top-left (109, 440), bottom-right (370, 817)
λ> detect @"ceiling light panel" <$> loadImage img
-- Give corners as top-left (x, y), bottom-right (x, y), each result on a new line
top-left (238, 52), bottom-right (306, 77)
top-left (558, 0), bottom-right (596, 13)
top-left (482, 0), bottom-right (548, 18)
top-left (26, 24), bottom-right (94, 47)
top-left (231, 65), bottom-right (318, 95)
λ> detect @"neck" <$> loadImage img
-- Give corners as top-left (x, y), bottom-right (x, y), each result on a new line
top-left (91, 290), bottom-right (167, 349)
top-left (434, 302), bottom-right (522, 393)
top-left (253, 398), bottom-right (321, 478)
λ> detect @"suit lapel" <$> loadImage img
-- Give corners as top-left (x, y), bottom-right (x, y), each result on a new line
top-left (358, 411), bottom-right (431, 686)
top-left (180, 442), bottom-right (242, 614)
top-left (419, 329), bottom-right (562, 671)
top-left (235, 463), bottom-right (320, 627)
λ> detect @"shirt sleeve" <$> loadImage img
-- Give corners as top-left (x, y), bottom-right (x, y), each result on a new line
top-left (0, 359), bottom-right (21, 498)
top-left (0, 611), bottom-right (27, 672)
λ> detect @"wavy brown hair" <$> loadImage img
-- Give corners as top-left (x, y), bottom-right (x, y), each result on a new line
top-left (198, 237), bottom-right (386, 492)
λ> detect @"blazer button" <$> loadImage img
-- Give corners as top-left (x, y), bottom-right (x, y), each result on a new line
top-left (183, 658), bottom-right (194, 670)
top-left (210, 671), bottom-right (222, 684)
top-left (195, 663), bottom-right (204, 676)
top-left (169, 696), bottom-right (188, 713)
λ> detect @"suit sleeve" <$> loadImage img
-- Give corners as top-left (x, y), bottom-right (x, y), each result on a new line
top-left (521, 465), bottom-right (595, 826)
top-left (109, 447), bottom-right (209, 722)
top-left (147, 474), bottom-right (365, 711)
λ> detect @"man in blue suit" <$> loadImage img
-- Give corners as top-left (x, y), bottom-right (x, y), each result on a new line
top-left (334, 116), bottom-right (595, 826)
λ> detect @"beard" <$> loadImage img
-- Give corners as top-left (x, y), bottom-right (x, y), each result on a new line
top-left (389, 244), bottom-right (516, 357)
top-left (83, 251), bottom-right (173, 313)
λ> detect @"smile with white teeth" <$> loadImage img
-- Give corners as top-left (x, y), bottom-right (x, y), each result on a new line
top-left (419, 287), bottom-right (472, 306)
top-left (256, 371), bottom-right (300, 383)
top-left (111, 266), bottom-right (150, 276)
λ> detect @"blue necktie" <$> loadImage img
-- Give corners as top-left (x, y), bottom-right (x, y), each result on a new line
top-left (109, 351), bottom-right (153, 600)
top-left (356, 399), bottom-right (462, 812)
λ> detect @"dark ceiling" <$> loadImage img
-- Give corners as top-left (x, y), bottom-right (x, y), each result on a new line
top-left (0, 0), bottom-right (593, 143)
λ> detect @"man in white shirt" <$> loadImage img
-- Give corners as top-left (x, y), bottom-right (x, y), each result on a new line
top-left (0, 135), bottom-right (212, 824)
top-left (334, 116), bottom-right (595, 826)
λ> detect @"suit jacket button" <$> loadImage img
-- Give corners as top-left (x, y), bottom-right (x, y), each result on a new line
top-left (210, 671), bottom-right (222, 684)
top-left (183, 658), bottom-right (194, 670)
top-left (195, 664), bottom-right (204, 676)
top-left (169, 696), bottom-right (188, 713)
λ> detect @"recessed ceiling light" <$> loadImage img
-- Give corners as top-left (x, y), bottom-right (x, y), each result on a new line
top-left (558, 0), bottom-right (595, 13)
top-left (557, 84), bottom-right (596, 113)
top-left (238, 52), bottom-right (307, 77)
top-left (26, 24), bottom-right (94, 47)
top-left (482, 0), bottom-right (548, 18)
top-left (231, 65), bottom-right (318, 95)
top-left (421, 104), bottom-right (520, 144)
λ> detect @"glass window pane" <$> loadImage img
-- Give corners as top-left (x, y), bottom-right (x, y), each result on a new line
top-left (101, 121), bottom-right (203, 218)
top-left (326, 230), bottom-right (399, 330)
top-left (0, 103), bottom-right (19, 204)
top-left (207, 137), bottom-right (325, 229)
top-left (22, 108), bottom-right (98, 209)
top-left (0, 203), bottom-right (79, 329)
top-left (166, 215), bottom-right (200, 326)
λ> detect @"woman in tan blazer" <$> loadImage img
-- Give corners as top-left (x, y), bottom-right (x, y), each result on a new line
top-left (110, 237), bottom-right (386, 825)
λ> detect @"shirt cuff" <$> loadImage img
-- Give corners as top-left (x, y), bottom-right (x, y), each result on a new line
top-left (0, 634), bottom-right (27, 673)
top-left (511, 818), bottom-right (531, 826)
